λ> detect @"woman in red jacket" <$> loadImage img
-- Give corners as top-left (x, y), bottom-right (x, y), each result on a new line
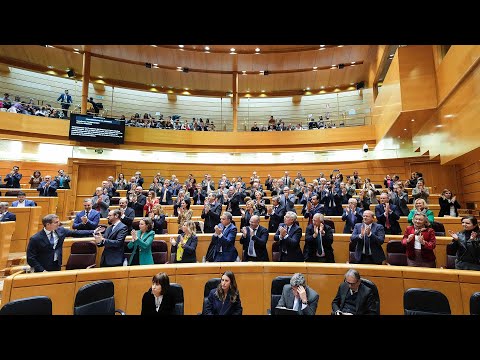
top-left (402, 212), bottom-right (436, 267)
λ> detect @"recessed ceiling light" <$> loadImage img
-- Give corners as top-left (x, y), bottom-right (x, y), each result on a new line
top-left (241, 71), bottom-right (247, 75)
top-left (444, 114), bottom-right (455, 118)
top-left (204, 46), bottom-right (210, 51)
top-left (98, 76), bottom-right (103, 79)
top-left (185, 88), bottom-right (189, 90)
top-left (319, 47), bottom-right (326, 51)
top-left (411, 119), bottom-right (415, 122)
top-left (261, 90), bottom-right (265, 93)
top-left (230, 48), bottom-right (235, 52)
top-left (436, 124), bottom-right (444, 128)
top-left (151, 45), bottom-right (157, 47)
top-left (73, 51), bottom-right (81, 54)
top-left (337, 45), bottom-right (344, 47)
top-left (177, 67), bottom-right (182, 71)
top-left (350, 83), bottom-right (355, 85)
top-left (321, 86), bottom-right (325, 89)
top-left (151, 83), bottom-right (156, 86)
top-left (351, 61), bottom-right (355, 64)
top-left (178, 45), bottom-right (184, 48)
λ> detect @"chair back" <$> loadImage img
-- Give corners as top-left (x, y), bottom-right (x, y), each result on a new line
top-left (0, 296), bottom-right (52, 315)
top-left (66, 241), bottom-right (97, 270)
top-left (270, 276), bottom-right (291, 315)
top-left (324, 219), bottom-right (335, 232)
top-left (432, 221), bottom-right (446, 236)
top-left (5, 190), bottom-right (20, 196)
top-left (201, 278), bottom-right (221, 314)
top-left (403, 288), bottom-right (451, 315)
top-left (169, 283), bottom-right (184, 315)
top-left (349, 241), bottom-right (356, 263)
top-left (152, 240), bottom-right (168, 264)
top-left (124, 241), bottom-right (132, 262)
top-left (272, 241), bottom-right (280, 262)
top-left (132, 220), bottom-right (140, 230)
top-left (446, 242), bottom-right (456, 269)
top-left (109, 197), bottom-right (120, 205)
top-left (386, 240), bottom-right (407, 266)
top-left (470, 292), bottom-right (480, 315)
top-left (361, 278), bottom-right (380, 314)
top-left (74, 280), bottom-right (122, 315)
top-left (194, 220), bottom-right (204, 233)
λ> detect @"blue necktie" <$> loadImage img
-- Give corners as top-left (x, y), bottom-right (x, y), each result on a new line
top-left (49, 232), bottom-right (55, 247)
top-left (364, 227), bottom-right (371, 255)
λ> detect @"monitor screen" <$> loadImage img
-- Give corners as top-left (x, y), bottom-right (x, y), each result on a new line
top-left (69, 114), bottom-right (125, 144)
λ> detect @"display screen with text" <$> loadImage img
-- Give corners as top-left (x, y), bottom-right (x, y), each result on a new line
top-left (69, 114), bottom-right (125, 144)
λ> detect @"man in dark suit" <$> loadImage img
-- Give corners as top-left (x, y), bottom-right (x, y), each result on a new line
top-left (56, 89), bottom-right (73, 118)
top-left (54, 169), bottom-right (71, 189)
top-left (208, 211), bottom-right (238, 262)
top-left (265, 196), bottom-right (286, 233)
top-left (11, 191), bottom-right (36, 207)
top-left (321, 181), bottom-right (343, 216)
top-left (127, 186), bottom-right (146, 217)
top-left (303, 194), bottom-right (323, 225)
top-left (0, 202), bottom-right (16, 222)
top-left (375, 193), bottom-right (402, 235)
top-left (276, 272), bottom-right (319, 315)
top-left (350, 210), bottom-right (386, 265)
top-left (332, 269), bottom-right (378, 315)
top-left (192, 184), bottom-right (206, 205)
top-left (279, 187), bottom-right (297, 213)
top-left (239, 215), bottom-right (269, 261)
top-left (27, 214), bottom-right (93, 272)
top-left (303, 213), bottom-right (334, 262)
top-left (341, 198), bottom-right (364, 233)
top-left (118, 197), bottom-right (135, 232)
top-left (3, 166), bottom-right (22, 188)
top-left (72, 199), bottom-right (100, 230)
top-left (274, 211), bottom-right (304, 262)
top-left (390, 183), bottom-right (409, 216)
top-left (201, 193), bottom-right (222, 233)
top-left (93, 209), bottom-right (128, 267)
top-left (37, 175), bottom-right (58, 197)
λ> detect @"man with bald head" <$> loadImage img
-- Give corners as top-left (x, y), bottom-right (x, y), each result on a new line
top-left (304, 213), bottom-right (334, 262)
top-left (350, 210), bottom-right (386, 265)
top-left (92, 186), bottom-right (110, 218)
top-left (239, 215), bottom-right (269, 261)
top-left (37, 175), bottom-right (58, 197)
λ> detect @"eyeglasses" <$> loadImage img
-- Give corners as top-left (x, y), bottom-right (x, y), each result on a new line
top-left (345, 280), bottom-right (358, 286)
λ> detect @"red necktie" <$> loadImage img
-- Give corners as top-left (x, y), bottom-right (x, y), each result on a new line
top-left (385, 205), bottom-right (391, 229)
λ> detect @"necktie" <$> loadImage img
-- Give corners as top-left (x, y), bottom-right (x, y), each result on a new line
top-left (293, 297), bottom-right (300, 311)
top-left (45, 185), bottom-right (49, 195)
top-left (350, 209), bottom-right (356, 227)
top-left (85, 211), bottom-right (89, 218)
top-left (317, 230), bottom-right (323, 256)
top-left (162, 188), bottom-right (167, 202)
top-left (49, 231), bottom-right (55, 247)
top-left (364, 226), bottom-right (371, 255)
top-left (247, 228), bottom-right (256, 257)
top-left (385, 206), bottom-right (391, 229)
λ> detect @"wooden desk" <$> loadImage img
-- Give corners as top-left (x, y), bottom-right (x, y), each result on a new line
top-left (0, 221), bottom-right (16, 269)
top-left (1, 196), bottom-right (58, 231)
top-left (8, 206), bottom-right (42, 252)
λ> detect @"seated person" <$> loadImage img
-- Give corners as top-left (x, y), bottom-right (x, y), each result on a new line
top-left (141, 272), bottom-right (176, 315)
top-left (204, 270), bottom-right (242, 315)
top-left (11, 191), bottom-right (36, 207)
top-left (276, 272), bottom-right (319, 315)
top-left (0, 202), bottom-right (16, 222)
top-left (332, 269), bottom-right (378, 315)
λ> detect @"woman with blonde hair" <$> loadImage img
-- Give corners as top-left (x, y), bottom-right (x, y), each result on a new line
top-left (407, 198), bottom-right (434, 225)
top-left (402, 212), bottom-right (436, 267)
top-left (149, 203), bottom-right (166, 234)
top-left (170, 220), bottom-right (198, 263)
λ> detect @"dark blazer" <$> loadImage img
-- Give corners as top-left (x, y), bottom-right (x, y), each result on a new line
top-left (201, 202), bottom-right (222, 233)
top-left (303, 223), bottom-right (335, 262)
top-left (438, 197), bottom-right (461, 217)
top-left (331, 282), bottom-right (378, 315)
top-left (274, 222), bottom-right (304, 262)
top-left (11, 199), bottom-right (36, 207)
top-left (204, 288), bottom-right (242, 315)
top-left (375, 203), bottom-right (402, 235)
top-left (0, 211), bottom-right (16, 222)
top-left (390, 191), bottom-right (409, 216)
top-left (171, 234), bottom-right (198, 263)
top-left (401, 226), bottom-right (436, 262)
top-left (37, 181), bottom-right (58, 197)
top-left (266, 205), bottom-right (286, 233)
top-left (240, 225), bottom-right (269, 261)
top-left (27, 227), bottom-right (93, 272)
top-left (303, 203), bottom-right (324, 225)
top-left (72, 209), bottom-right (100, 230)
top-left (92, 194), bottom-right (110, 218)
top-left (120, 206), bottom-right (136, 232)
top-left (152, 214), bottom-right (166, 234)
top-left (158, 187), bottom-right (173, 205)
top-left (350, 222), bottom-right (386, 264)
top-left (192, 191), bottom-right (206, 205)
top-left (128, 194), bottom-right (146, 217)
top-left (141, 288), bottom-right (176, 315)
top-left (341, 207), bottom-right (364, 233)
top-left (4, 172), bottom-right (22, 188)
top-left (276, 284), bottom-right (319, 315)
top-left (98, 221), bottom-right (128, 267)
top-left (54, 175), bottom-right (70, 189)
top-left (211, 223), bottom-right (238, 262)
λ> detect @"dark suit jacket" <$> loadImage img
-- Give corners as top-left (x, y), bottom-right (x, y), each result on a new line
top-left (239, 225), bottom-right (269, 261)
top-left (276, 284), bottom-right (319, 315)
top-left (54, 175), bottom-right (71, 189)
top-left (11, 199), bottom-right (36, 207)
top-left (438, 197), bottom-right (461, 217)
top-left (27, 227), bottom-right (93, 272)
top-left (141, 288), bottom-right (176, 315)
top-left (72, 209), bottom-right (100, 230)
top-left (204, 288), bottom-right (242, 315)
top-left (4, 172), bottom-right (22, 188)
top-left (128, 194), bottom-right (146, 217)
top-left (266, 205), bottom-right (286, 233)
top-left (274, 222), bottom-right (304, 262)
top-left (171, 234), bottom-right (198, 263)
top-left (331, 282), bottom-right (378, 315)
top-left (375, 204), bottom-right (402, 235)
top-left (211, 223), bottom-right (238, 262)
top-left (390, 192), bottom-right (409, 216)
top-left (201, 202), bottom-right (222, 233)
top-left (350, 222), bottom-right (386, 264)
top-left (158, 188), bottom-right (173, 205)
top-left (341, 207), bottom-right (364, 233)
top-left (120, 207), bottom-right (135, 231)
top-left (303, 223), bottom-right (335, 262)
top-left (98, 221), bottom-right (128, 267)
top-left (37, 181), bottom-right (58, 196)
top-left (0, 211), bottom-right (16, 222)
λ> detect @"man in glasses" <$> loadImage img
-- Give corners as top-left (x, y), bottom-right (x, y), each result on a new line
top-left (331, 269), bottom-right (379, 315)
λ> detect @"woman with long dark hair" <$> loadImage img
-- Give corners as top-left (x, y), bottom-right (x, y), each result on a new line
top-left (449, 216), bottom-right (480, 270)
top-left (204, 270), bottom-right (242, 315)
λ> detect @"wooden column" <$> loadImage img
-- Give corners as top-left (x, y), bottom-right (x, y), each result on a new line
top-left (81, 52), bottom-right (91, 114)
top-left (232, 72), bottom-right (238, 132)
